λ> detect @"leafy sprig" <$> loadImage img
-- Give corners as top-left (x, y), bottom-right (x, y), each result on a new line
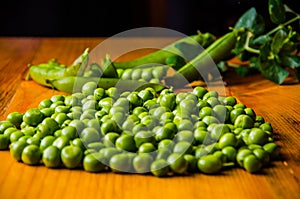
top-left (222, 0), bottom-right (300, 84)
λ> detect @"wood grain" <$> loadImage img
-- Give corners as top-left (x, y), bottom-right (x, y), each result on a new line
top-left (0, 38), bottom-right (300, 199)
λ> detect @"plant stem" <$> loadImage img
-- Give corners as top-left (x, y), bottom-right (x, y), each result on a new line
top-left (266, 15), bottom-right (300, 36)
top-left (244, 32), bottom-right (260, 54)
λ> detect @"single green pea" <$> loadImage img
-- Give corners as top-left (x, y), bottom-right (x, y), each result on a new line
top-left (68, 119), bottom-right (86, 135)
top-left (234, 114), bottom-right (254, 129)
top-left (175, 130), bottom-right (194, 143)
top-left (82, 81), bottom-right (98, 96)
top-left (154, 126), bottom-right (174, 142)
top-left (106, 87), bottom-right (120, 99)
top-left (173, 141), bottom-right (193, 155)
top-left (23, 108), bottom-right (44, 127)
top-left (263, 143), bottom-right (280, 159)
top-left (223, 96), bottom-right (236, 106)
top-left (183, 154), bottom-right (198, 172)
top-left (197, 154), bottom-right (222, 174)
top-left (6, 112), bottom-right (23, 128)
top-left (234, 103), bottom-right (246, 109)
top-left (109, 153), bottom-right (134, 173)
top-left (115, 134), bottom-right (136, 152)
top-left (192, 86), bottom-right (208, 99)
top-left (157, 139), bottom-right (175, 151)
top-left (150, 159), bottom-right (170, 177)
top-left (244, 108), bottom-right (256, 120)
top-left (101, 119), bottom-right (122, 135)
top-left (167, 153), bottom-right (188, 174)
top-left (0, 134), bottom-right (10, 150)
top-left (52, 136), bottom-right (70, 151)
top-left (61, 145), bottom-right (83, 169)
top-left (80, 127), bottom-right (101, 146)
top-left (40, 108), bottom-right (55, 118)
top-left (206, 97), bottom-right (220, 107)
top-left (176, 119), bottom-right (194, 132)
top-left (10, 140), bottom-right (28, 161)
top-left (209, 124), bottom-right (231, 141)
top-left (218, 133), bottom-right (237, 149)
top-left (133, 153), bottom-right (153, 173)
top-left (221, 146), bottom-right (237, 162)
top-left (243, 154), bottom-right (262, 173)
top-left (61, 126), bottom-right (78, 140)
top-left (248, 128), bottom-right (269, 145)
top-left (259, 122), bottom-right (273, 133)
top-left (10, 130), bottom-right (24, 143)
top-left (50, 101), bottom-right (65, 109)
top-left (40, 135), bottom-right (56, 151)
top-left (26, 136), bottom-right (40, 146)
top-left (202, 116), bottom-right (220, 126)
top-left (156, 148), bottom-right (172, 160)
top-left (21, 144), bottom-right (41, 165)
top-left (83, 152), bottom-right (106, 172)
top-left (42, 145), bottom-right (61, 168)
top-left (194, 128), bottom-right (208, 144)
top-left (213, 104), bottom-right (229, 123)
top-left (138, 142), bottom-right (156, 154)
top-left (199, 107), bottom-right (213, 120)
top-left (38, 99), bottom-right (52, 109)
top-left (50, 95), bottom-right (65, 103)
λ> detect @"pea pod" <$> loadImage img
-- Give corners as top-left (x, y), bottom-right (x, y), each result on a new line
top-left (113, 32), bottom-right (216, 69)
top-left (27, 48), bottom-right (89, 87)
top-left (47, 76), bottom-right (166, 93)
top-left (165, 28), bottom-right (245, 87)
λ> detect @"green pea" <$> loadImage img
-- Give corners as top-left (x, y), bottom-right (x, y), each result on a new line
top-left (177, 119), bottom-right (194, 131)
top-left (83, 152), bottom-right (106, 172)
top-left (115, 134), bottom-right (136, 152)
top-left (21, 144), bottom-right (41, 165)
top-left (259, 122), bottom-right (273, 133)
top-left (109, 153), bottom-right (134, 173)
top-left (218, 133), bottom-right (237, 149)
top-left (223, 96), bottom-right (236, 106)
top-left (38, 99), bottom-right (52, 109)
top-left (167, 153), bottom-right (188, 174)
top-left (61, 145), bottom-right (83, 169)
top-left (156, 148), bottom-right (172, 160)
top-left (26, 136), bottom-right (40, 146)
top-left (50, 101), bottom-right (65, 109)
top-left (253, 148), bottom-right (270, 165)
top-left (244, 107), bottom-right (256, 120)
top-left (212, 104), bottom-right (229, 123)
top-left (121, 69), bottom-right (132, 80)
top-left (243, 154), bottom-right (262, 173)
top-left (6, 112), bottom-right (23, 128)
top-left (133, 153), bottom-right (153, 173)
top-left (175, 130), bottom-right (194, 143)
top-left (192, 86), bottom-right (207, 99)
top-left (194, 128), bottom-right (208, 144)
top-left (263, 143), bottom-right (280, 159)
top-left (10, 140), bottom-right (28, 161)
top-left (82, 81), bottom-right (98, 96)
top-left (150, 159), bottom-right (170, 177)
top-left (134, 131), bottom-right (155, 148)
top-left (23, 108), bottom-right (44, 127)
top-left (203, 90), bottom-right (218, 101)
top-left (173, 141), bottom-right (193, 155)
top-left (68, 119), bottom-right (86, 135)
top-left (10, 130), bottom-right (24, 143)
top-left (52, 136), bottom-right (70, 151)
top-left (138, 142), bottom-right (156, 155)
top-left (40, 136), bottom-right (56, 151)
top-left (206, 97), bottom-right (220, 107)
top-left (80, 127), bottom-right (101, 146)
top-left (230, 108), bottom-right (245, 124)
top-left (234, 114), bottom-right (254, 129)
top-left (209, 124), bottom-right (230, 141)
top-left (221, 146), bottom-right (237, 162)
top-left (0, 134), bottom-right (10, 150)
top-left (42, 145), bottom-right (61, 168)
top-left (236, 148), bottom-right (253, 167)
top-left (248, 128), bottom-right (269, 145)
top-left (3, 127), bottom-right (18, 139)
top-left (50, 95), bottom-right (65, 103)
top-left (202, 116), bottom-right (220, 126)
top-left (154, 127), bottom-right (173, 142)
top-left (197, 154), bottom-right (222, 174)
top-left (157, 139), bottom-right (175, 151)
top-left (40, 108), bottom-right (55, 118)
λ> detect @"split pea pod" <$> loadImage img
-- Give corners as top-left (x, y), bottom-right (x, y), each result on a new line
top-left (165, 28), bottom-right (245, 87)
top-left (47, 76), bottom-right (166, 94)
top-left (113, 32), bottom-right (216, 70)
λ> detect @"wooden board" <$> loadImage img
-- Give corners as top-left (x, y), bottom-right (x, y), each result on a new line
top-left (0, 38), bottom-right (300, 199)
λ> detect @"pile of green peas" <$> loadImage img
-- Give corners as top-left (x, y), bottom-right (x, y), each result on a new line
top-left (0, 82), bottom-right (280, 177)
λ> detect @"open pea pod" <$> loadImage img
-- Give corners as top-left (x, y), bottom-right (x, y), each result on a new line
top-left (46, 76), bottom-right (167, 93)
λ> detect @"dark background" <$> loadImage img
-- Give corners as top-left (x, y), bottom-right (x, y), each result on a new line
top-left (0, 0), bottom-right (299, 37)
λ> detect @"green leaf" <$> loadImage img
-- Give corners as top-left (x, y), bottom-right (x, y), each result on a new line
top-left (271, 29), bottom-right (287, 54)
top-left (280, 54), bottom-right (300, 69)
top-left (268, 0), bottom-right (286, 24)
top-left (234, 67), bottom-right (251, 77)
top-left (258, 42), bottom-right (289, 84)
top-left (234, 7), bottom-right (265, 35)
top-left (252, 35), bottom-right (272, 46)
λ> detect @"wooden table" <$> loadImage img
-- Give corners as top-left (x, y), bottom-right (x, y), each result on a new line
top-left (0, 37), bottom-right (299, 199)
